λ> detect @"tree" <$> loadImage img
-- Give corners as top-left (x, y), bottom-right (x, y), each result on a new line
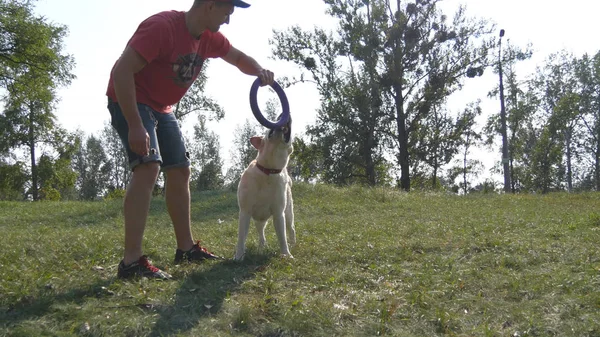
top-left (35, 130), bottom-right (79, 200)
top-left (288, 136), bottom-right (323, 182)
top-left (484, 40), bottom-right (535, 192)
top-left (271, 0), bottom-right (494, 190)
top-left (188, 114), bottom-right (224, 191)
top-left (528, 124), bottom-right (564, 193)
top-left (99, 122), bottom-right (131, 191)
top-left (551, 92), bottom-right (584, 192)
top-left (0, 160), bottom-right (28, 200)
top-left (225, 119), bottom-right (260, 189)
top-left (575, 50), bottom-right (600, 191)
top-left (378, 0), bottom-right (493, 191)
top-left (0, 0), bottom-right (75, 200)
top-left (531, 51), bottom-right (582, 192)
top-left (271, 1), bottom-right (394, 186)
top-left (0, 0), bottom-right (74, 88)
top-left (411, 102), bottom-right (466, 189)
top-left (446, 101), bottom-right (483, 194)
top-left (73, 134), bottom-right (112, 200)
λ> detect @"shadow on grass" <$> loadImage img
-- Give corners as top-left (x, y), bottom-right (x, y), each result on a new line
top-left (149, 251), bottom-right (274, 337)
top-left (1, 251), bottom-right (274, 336)
top-left (1, 278), bottom-right (116, 331)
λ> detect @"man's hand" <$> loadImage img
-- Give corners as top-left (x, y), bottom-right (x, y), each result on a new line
top-left (128, 124), bottom-right (150, 156)
top-left (258, 69), bottom-right (274, 86)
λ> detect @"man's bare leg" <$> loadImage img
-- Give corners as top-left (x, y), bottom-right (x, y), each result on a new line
top-left (122, 162), bottom-right (160, 265)
top-left (165, 166), bottom-right (194, 251)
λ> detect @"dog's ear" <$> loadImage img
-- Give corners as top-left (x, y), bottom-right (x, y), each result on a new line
top-left (250, 136), bottom-right (263, 150)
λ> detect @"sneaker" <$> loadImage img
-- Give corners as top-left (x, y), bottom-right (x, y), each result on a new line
top-left (174, 241), bottom-right (223, 264)
top-left (117, 255), bottom-right (172, 280)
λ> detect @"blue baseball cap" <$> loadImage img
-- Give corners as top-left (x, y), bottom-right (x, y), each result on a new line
top-left (216, 0), bottom-right (250, 8)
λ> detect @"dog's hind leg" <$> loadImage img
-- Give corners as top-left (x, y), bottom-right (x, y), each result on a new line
top-left (285, 198), bottom-right (296, 245)
top-left (255, 219), bottom-right (268, 250)
top-left (234, 211), bottom-right (252, 261)
top-left (273, 213), bottom-right (293, 258)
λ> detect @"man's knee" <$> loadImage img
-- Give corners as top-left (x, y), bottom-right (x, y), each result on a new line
top-left (133, 162), bottom-right (161, 184)
top-left (166, 166), bottom-right (191, 183)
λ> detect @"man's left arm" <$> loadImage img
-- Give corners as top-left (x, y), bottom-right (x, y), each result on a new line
top-left (222, 46), bottom-right (274, 86)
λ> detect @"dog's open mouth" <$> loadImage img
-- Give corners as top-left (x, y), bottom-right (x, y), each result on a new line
top-left (268, 114), bottom-right (292, 143)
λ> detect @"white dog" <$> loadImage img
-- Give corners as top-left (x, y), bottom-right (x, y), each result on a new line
top-left (234, 117), bottom-right (295, 261)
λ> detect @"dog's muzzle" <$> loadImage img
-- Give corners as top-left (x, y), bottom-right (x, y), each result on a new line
top-left (268, 113), bottom-right (292, 143)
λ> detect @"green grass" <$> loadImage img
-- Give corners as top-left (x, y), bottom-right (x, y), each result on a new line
top-left (2, 183), bottom-right (600, 336)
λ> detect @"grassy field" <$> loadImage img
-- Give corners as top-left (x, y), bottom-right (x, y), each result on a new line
top-left (1, 183), bottom-right (600, 336)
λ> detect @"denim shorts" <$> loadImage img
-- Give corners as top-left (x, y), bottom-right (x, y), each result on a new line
top-left (107, 98), bottom-right (190, 171)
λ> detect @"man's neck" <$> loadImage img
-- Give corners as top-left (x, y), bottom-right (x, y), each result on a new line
top-left (184, 11), bottom-right (206, 39)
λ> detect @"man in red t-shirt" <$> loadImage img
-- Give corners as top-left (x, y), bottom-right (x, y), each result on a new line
top-left (106, 0), bottom-right (274, 279)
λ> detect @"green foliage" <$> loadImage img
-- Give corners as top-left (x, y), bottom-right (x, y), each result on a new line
top-left (189, 114), bottom-right (225, 191)
top-left (0, 0), bottom-right (75, 200)
top-left (36, 153), bottom-right (78, 201)
top-left (446, 101), bottom-right (483, 194)
top-left (574, 50), bottom-right (600, 191)
top-left (99, 122), bottom-right (130, 191)
top-left (225, 122), bottom-right (257, 188)
top-left (39, 186), bottom-right (60, 201)
top-left (104, 188), bottom-right (126, 200)
top-left (271, 4), bottom-right (392, 186)
top-left (0, 161), bottom-right (28, 200)
top-left (411, 104), bottom-right (468, 188)
top-left (271, 0), bottom-right (495, 190)
top-left (0, 0), bottom-right (75, 88)
top-left (527, 125), bottom-right (564, 193)
top-left (408, 172), bottom-right (445, 191)
top-left (484, 39), bottom-right (534, 192)
top-left (506, 50), bottom-right (587, 193)
top-left (288, 137), bottom-right (321, 182)
top-left (73, 134), bottom-right (112, 200)
top-left (471, 178), bottom-right (499, 194)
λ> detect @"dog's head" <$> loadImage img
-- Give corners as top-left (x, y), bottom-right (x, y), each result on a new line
top-left (250, 114), bottom-right (293, 169)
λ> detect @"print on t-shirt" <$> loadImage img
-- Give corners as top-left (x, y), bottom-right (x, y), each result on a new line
top-left (171, 53), bottom-right (205, 88)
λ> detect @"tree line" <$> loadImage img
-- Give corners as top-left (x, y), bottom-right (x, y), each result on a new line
top-left (1, 0), bottom-right (598, 201)
top-left (271, 0), bottom-right (600, 193)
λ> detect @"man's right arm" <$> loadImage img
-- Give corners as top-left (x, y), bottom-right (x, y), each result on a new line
top-left (112, 46), bottom-right (149, 156)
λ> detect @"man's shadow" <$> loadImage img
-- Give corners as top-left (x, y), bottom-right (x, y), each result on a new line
top-left (149, 250), bottom-right (275, 337)
top-left (2, 251), bottom-right (273, 336)
top-left (2, 278), bottom-right (117, 330)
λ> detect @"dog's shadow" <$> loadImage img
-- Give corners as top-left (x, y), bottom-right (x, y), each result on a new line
top-left (149, 250), bottom-right (275, 337)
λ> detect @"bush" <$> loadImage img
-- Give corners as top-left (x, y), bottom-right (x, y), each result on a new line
top-left (40, 187), bottom-right (61, 201)
top-left (104, 188), bottom-right (126, 200)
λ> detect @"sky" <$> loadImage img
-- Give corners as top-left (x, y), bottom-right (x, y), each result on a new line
top-left (30, 0), bottom-right (598, 180)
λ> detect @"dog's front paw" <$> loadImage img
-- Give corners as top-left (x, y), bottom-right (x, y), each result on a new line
top-left (233, 252), bottom-right (245, 262)
top-left (280, 253), bottom-right (294, 259)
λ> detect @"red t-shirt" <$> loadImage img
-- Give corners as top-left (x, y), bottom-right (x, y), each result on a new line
top-left (106, 11), bottom-right (231, 113)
